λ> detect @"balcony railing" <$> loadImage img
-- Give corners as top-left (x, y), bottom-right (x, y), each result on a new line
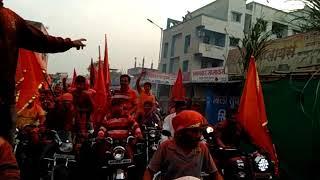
top-left (198, 43), bottom-right (225, 60)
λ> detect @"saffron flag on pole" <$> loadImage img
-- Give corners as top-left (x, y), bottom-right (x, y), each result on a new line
top-left (171, 68), bottom-right (186, 101)
top-left (103, 34), bottom-right (111, 85)
top-left (16, 49), bottom-right (45, 112)
top-left (92, 46), bottom-right (107, 126)
top-left (71, 68), bottom-right (77, 88)
top-left (238, 56), bottom-right (279, 175)
top-left (103, 35), bottom-right (111, 113)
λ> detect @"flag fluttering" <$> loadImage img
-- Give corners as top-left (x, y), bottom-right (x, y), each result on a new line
top-left (103, 34), bottom-right (111, 86)
top-left (171, 68), bottom-right (186, 101)
top-left (238, 56), bottom-right (279, 175)
top-left (92, 47), bottom-right (107, 126)
top-left (71, 68), bottom-right (77, 88)
top-left (16, 49), bottom-right (45, 112)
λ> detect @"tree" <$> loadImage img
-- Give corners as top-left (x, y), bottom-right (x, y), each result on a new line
top-left (291, 0), bottom-right (320, 32)
top-left (237, 18), bottom-right (272, 73)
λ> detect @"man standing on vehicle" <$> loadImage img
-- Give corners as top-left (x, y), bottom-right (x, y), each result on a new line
top-left (0, 0), bottom-right (86, 143)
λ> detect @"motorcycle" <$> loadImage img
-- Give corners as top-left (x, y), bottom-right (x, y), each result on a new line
top-left (15, 125), bottom-right (42, 180)
top-left (40, 130), bottom-right (77, 180)
top-left (92, 131), bottom-right (139, 180)
top-left (203, 126), bottom-right (274, 180)
top-left (142, 123), bottom-right (162, 163)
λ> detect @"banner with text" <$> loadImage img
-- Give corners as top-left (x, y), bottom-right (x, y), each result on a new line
top-left (191, 67), bottom-right (228, 83)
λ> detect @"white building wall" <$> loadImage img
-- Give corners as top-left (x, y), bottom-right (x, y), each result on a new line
top-left (249, 2), bottom-right (301, 36)
top-left (160, 0), bottom-right (305, 73)
top-left (190, 0), bottom-right (229, 21)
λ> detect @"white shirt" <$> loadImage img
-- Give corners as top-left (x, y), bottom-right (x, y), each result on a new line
top-left (161, 112), bottom-right (176, 143)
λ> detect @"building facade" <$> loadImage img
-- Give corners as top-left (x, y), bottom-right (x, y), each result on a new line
top-left (159, 0), bottom-right (304, 74)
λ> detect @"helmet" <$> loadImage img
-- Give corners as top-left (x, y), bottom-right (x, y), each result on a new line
top-left (60, 93), bottom-right (73, 102)
top-left (172, 110), bottom-right (205, 132)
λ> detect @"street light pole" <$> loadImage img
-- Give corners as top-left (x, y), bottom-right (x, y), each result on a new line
top-left (147, 18), bottom-right (163, 69)
top-left (147, 18), bottom-right (163, 98)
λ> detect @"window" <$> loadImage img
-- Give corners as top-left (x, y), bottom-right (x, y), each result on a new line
top-left (213, 32), bottom-right (226, 47)
top-left (162, 64), bottom-right (167, 73)
top-left (272, 22), bottom-right (288, 38)
top-left (163, 43), bottom-right (169, 58)
top-left (229, 37), bottom-right (240, 47)
top-left (169, 59), bottom-right (174, 73)
top-left (182, 60), bottom-right (189, 72)
top-left (184, 35), bottom-right (191, 53)
top-left (202, 30), bottom-right (226, 47)
top-left (246, 4), bottom-right (253, 10)
top-left (169, 57), bottom-right (180, 73)
top-left (232, 12), bottom-right (242, 23)
top-left (170, 33), bottom-right (181, 57)
top-left (201, 61), bottom-right (208, 69)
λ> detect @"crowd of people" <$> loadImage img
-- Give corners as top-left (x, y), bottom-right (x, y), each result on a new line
top-left (4, 68), bottom-right (229, 180)
top-left (0, 1), bottom-right (244, 179)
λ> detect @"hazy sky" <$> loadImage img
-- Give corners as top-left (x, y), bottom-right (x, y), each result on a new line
top-left (5, 0), bottom-right (304, 76)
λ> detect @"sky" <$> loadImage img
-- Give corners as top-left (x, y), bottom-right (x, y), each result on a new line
top-left (5, 0), bottom-right (304, 76)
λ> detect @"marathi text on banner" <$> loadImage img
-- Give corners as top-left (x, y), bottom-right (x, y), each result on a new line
top-left (191, 67), bottom-right (228, 83)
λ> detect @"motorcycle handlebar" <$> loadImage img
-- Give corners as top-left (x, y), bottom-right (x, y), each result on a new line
top-left (50, 130), bottom-right (63, 146)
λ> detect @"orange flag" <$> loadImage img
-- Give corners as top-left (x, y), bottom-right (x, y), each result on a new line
top-left (103, 35), bottom-right (111, 85)
top-left (16, 49), bottom-right (45, 112)
top-left (71, 68), bottom-right (77, 88)
top-left (171, 68), bottom-right (186, 101)
top-left (92, 49), bottom-right (107, 126)
top-left (238, 56), bottom-right (278, 175)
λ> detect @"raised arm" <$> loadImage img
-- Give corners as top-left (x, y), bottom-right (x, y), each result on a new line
top-left (136, 70), bottom-right (146, 94)
top-left (18, 14), bottom-right (85, 53)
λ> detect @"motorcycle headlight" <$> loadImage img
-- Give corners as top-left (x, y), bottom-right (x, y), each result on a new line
top-left (238, 171), bottom-right (246, 178)
top-left (236, 159), bottom-right (245, 169)
top-left (206, 127), bottom-right (214, 134)
top-left (151, 144), bottom-right (158, 151)
top-left (255, 155), bottom-right (269, 172)
top-left (149, 130), bottom-right (156, 138)
top-left (113, 146), bottom-right (125, 161)
top-left (59, 142), bottom-right (73, 153)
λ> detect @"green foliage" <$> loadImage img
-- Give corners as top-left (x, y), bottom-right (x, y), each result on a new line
top-left (238, 18), bottom-right (272, 73)
top-left (292, 0), bottom-right (320, 32)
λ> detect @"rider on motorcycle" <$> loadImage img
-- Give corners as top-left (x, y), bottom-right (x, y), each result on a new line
top-left (16, 99), bottom-right (46, 131)
top-left (99, 96), bottom-right (143, 158)
top-left (214, 109), bottom-right (250, 149)
top-left (136, 101), bottom-right (161, 128)
top-left (71, 75), bottom-right (94, 142)
top-left (45, 93), bottom-right (75, 138)
top-left (144, 110), bottom-right (223, 180)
